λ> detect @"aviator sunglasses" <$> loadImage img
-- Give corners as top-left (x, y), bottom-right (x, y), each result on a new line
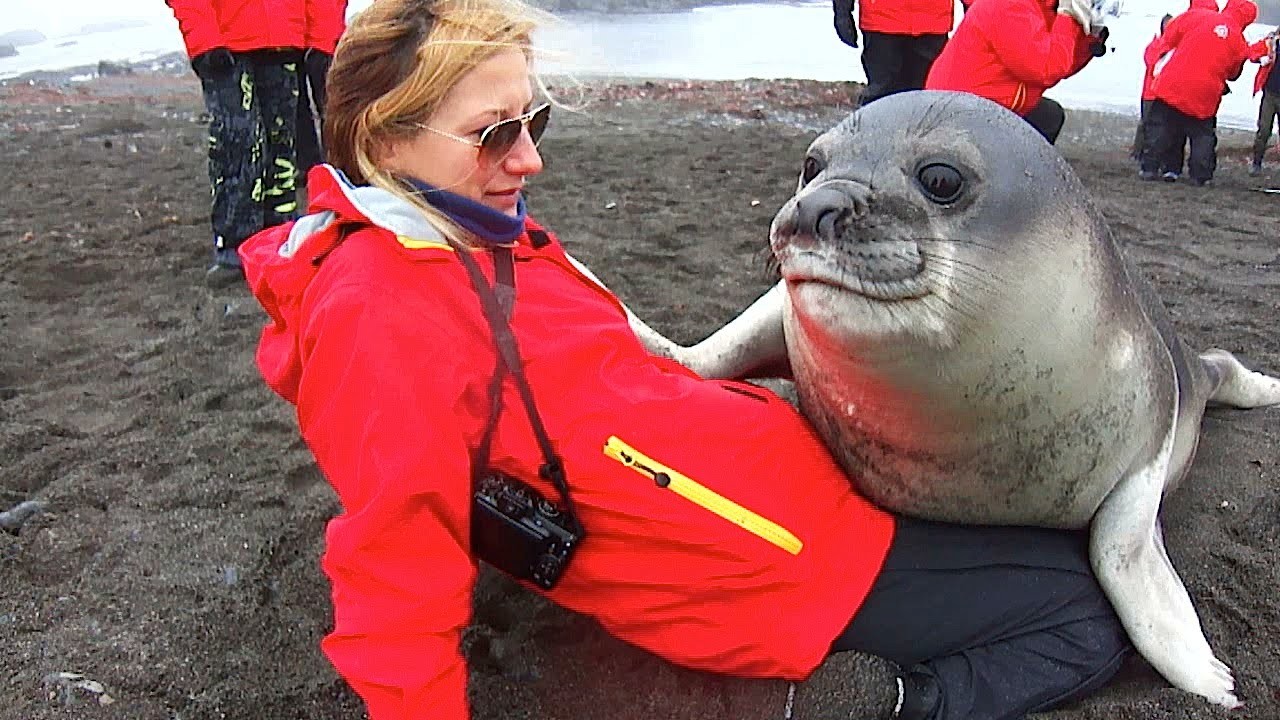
top-left (415, 103), bottom-right (551, 165)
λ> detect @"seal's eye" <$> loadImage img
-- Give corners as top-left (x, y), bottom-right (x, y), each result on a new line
top-left (916, 163), bottom-right (964, 204)
top-left (801, 156), bottom-right (823, 185)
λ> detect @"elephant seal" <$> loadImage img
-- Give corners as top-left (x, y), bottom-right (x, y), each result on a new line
top-left (623, 90), bottom-right (1280, 709)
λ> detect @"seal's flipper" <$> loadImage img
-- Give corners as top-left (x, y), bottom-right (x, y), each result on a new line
top-left (566, 255), bottom-right (789, 380)
top-left (1091, 426), bottom-right (1240, 708)
top-left (1200, 348), bottom-right (1280, 408)
top-left (680, 281), bottom-right (790, 380)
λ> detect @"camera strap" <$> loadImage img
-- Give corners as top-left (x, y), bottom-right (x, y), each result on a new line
top-left (446, 239), bottom-right (581, 525)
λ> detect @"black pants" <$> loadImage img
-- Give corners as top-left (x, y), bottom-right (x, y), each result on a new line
top-left (1023, 98), bottom-right (1065, 145)
top-left (1141, 99), bottom-right (1216, 183)
top-left (1252, 89), bottom-right (1280, 164)
top-left (859, 31), bottom-right (949, 107)
top-left (1131, 99), bottom-right (1151, 160)
top-left (199, 51), bottom-right (301, 252)
top-left (295, 54), bottom-right (330, 185)
top-left (832, 519), bottom-right (1132, 720)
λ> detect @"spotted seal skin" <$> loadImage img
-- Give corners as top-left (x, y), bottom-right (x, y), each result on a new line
top-left (626, 90), bottom-right (1280, 709)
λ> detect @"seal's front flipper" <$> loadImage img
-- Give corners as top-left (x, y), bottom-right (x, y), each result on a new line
top-left (1200, 348), bottom-right (1280, 408)
top-left (566, 254), bottom-right (788, 379)
top-left (1090, 427), bottom-right (1240, 708)
top-left (679, 281), bottom-right (790, 380)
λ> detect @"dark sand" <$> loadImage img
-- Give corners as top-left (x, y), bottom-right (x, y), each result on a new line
top-left (2, 70), bottom-right (1279, 720)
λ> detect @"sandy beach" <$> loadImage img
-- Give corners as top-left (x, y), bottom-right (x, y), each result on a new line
top-left (1, 67), bottom-right (1279, 720)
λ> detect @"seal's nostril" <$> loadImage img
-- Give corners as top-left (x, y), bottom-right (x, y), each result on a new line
top-left (816, 209), bottom-right (841, 241)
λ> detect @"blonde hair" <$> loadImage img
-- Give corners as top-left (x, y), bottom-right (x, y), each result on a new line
top-left (323, 0), bottom-right (555, 245)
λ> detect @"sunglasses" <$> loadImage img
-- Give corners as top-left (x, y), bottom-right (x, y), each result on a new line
top-left (415, 103), bottom-right (551, 165)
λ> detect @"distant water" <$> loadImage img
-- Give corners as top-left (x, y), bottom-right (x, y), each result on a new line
top-left (1, 0), bottom-right (1274, 129)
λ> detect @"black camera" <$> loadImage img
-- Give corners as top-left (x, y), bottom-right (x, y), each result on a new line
top-left (471, 472), bottom-right (583, 590)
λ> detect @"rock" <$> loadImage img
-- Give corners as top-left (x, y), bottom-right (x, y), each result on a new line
top-left (96, 60), bottom-right (134, 77)
top-left (0, 500), bottom-right (48, 534)
top-left (0, 43), bottom-right (16, 59)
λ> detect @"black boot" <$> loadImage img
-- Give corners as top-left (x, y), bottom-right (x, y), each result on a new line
top-left (893, 669), bottom-right (941, 720)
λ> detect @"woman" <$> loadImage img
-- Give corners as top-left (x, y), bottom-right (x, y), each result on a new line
top-left (239, 0), bottom-right (1132, 718)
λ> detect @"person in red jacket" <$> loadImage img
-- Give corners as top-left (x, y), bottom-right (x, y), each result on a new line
top-left (296, 0), bottom-right (349, 186)
top-left (239, 0), bottom-right (1133, 718)
top-left (1248, 30), bottom-right (1279, 175)
top-left (1139, 0), bottom-right (1259, 185)
top-left (165, 0), bottom-right (312, 282)
top-left (831, 0), bottom-right (967, 106)
top-left (924, 0), bottom-right (1105, 144)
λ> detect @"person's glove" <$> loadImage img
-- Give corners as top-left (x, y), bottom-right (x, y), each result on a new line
top-left (1089, 24), bottom-right (1110, 57)
top-left (1057, 0), bottom-right (1095, 34)
top-left (191, 47), bottom-right (235, 81)
top-left (833, 0), bottom-right (859, 48)
top-left (1261, 55), bottom-right (1273, 67)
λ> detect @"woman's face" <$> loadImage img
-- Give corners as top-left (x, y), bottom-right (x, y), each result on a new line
top-left (382, 48), bottom-right (544, 216)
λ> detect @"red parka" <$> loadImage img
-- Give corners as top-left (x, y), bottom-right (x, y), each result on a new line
top-left (304, 0), bottom-right (347, 54)
top-left (239, 166), bottom-right (896, 720)
top-left (858, 0), bottom-right (958, 36)
top-left (1142, 1), bottom-right (1230, 101)
top-left (166, 0), bottom-right (345, 58)
top-left (924, 0), bottom-right (1094, 116)
top-left (1148, 0), bottom-right (1259, 119)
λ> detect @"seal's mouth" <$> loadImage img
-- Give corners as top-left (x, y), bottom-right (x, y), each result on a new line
top-left (774, 240), bottom-right (931, 301)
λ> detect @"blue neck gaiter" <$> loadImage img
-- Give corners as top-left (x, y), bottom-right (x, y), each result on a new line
top-left (406, 178), bottom-right (527, 246)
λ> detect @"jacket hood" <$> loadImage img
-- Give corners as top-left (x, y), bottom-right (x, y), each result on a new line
top-left (1224, 0), bottom-right (1258, 26)
top-left (239, 164), bottom-right (448, 404)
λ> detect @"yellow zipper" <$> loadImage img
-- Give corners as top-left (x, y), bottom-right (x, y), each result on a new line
top-left (603, 436), bottom-right (803, 555)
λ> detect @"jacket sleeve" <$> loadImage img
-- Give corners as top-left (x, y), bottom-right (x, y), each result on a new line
top-left (982, 4), bottom-right (1090, 88)
top-left (296, 283), bottom-right (479, 720)
top-left (833, 0), bottom-right (854, 19)
top-left (305, 0), bottom-right (348, 53)
top-left (1143, 34), bottom-right (1166, 67)
top-left (1246, 38), bottom-right (1272, 62)
top-left (165, 0), bottom-right (223, 59)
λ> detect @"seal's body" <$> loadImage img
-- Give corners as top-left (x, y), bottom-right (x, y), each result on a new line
top-left (626, 90), bottom-right (1280, 709)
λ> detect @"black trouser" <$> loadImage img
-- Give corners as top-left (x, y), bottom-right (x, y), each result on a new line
top-left (832, 519), bottom-right (1132, 720)
top-left (1131, 99), bottom-right (1151, 160)
top-left (1023, 97), bottom-right (1065, 145)
top-left (1252, 89), bottom-right (1280, 164)
top-left (858, 31), bottom-right (949, 107)
top-left (199, 50), bottom-right (301, 253)
top-left (295, 53), bottom-right (330, 185)
top-left (1141, 99), bottom-right (1216, 183)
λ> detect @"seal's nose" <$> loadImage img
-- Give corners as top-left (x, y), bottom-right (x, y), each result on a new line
top-left (794, 183), bottom-right (871, 243)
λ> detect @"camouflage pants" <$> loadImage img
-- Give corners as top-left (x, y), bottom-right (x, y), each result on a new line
top-left (199, 52), bottom-right (300, 252)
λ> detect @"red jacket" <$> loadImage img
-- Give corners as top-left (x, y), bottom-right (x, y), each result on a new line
top-left (925, 0), bottom-right (1094, 116)
top-left (304, 0), bottom-right (347, 54)
top-left (1148, 0), bottom-right (1259, 119)
top-left (166, 0), bottom-right (343, 58)
top-left (1141, 34), bottom-right (1163, 101)
top-left (239, 166), bottom-right (896, 720)
top-left (859, 0), bottom-right (958, 36)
